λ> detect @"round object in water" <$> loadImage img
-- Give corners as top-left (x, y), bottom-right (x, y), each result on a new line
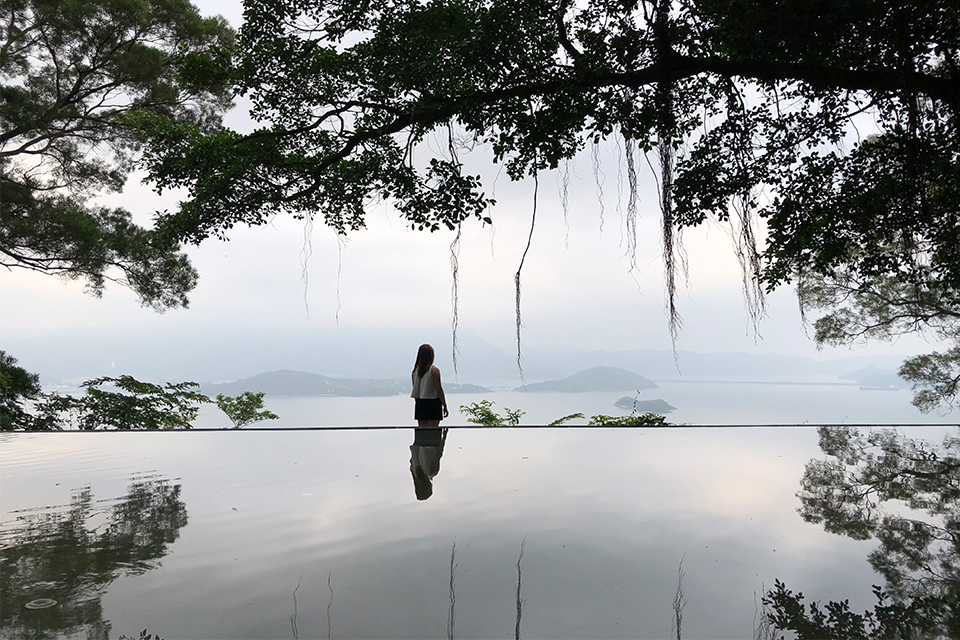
top-left (25, 598), bottom-right (57, 610)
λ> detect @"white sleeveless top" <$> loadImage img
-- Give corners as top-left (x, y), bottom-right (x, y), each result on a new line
top-left (411, 367), bottom-right (438, 399)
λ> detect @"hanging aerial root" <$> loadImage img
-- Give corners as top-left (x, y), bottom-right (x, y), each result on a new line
top-left (724, 81), bottom-right (766, 336)
top-left (335, 232), bottom-right (346, 324)
top-left (625, 136), bottom-right (639, 272)
top-left (450, 223), bottom-right (462, 378)
top-left (446, 121), bottom-right (465, 378)
top-left (515, 173), bottom-right (539, 384)
top-left (653, 0), bottom-right (682, 355)
top-left (614, 128), bottom-right (626, 247)
top-left (731, 195), bottom-right (766, 336)
top-left (300, 213), bottom-right (315, 318)
top-left (591, 138), bottom-right (606, 235)
top-left (560, 158), bottom-right (571, 249)
top-left (659, 133), bottom-right (682, 349)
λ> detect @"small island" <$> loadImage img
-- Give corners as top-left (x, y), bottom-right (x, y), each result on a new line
top-left (614, 396), bottom-right (677, 414)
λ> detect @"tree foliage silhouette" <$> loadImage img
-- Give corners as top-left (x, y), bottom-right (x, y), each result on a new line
top-left (132, 0), bottom-right (958, 355)
top-left (0, 0), bottom-right (234, 308)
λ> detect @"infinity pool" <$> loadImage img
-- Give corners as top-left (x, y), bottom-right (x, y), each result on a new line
top-left (1, 426), bottom-right (954, 639)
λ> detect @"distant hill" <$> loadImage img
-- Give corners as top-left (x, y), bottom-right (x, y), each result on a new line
top-left (840, 366), bottom-right (907, 389)
top-left (205, 370), bottom-right (489, 397)
top-left (447, 383), bottom-right (489, 394)
top-left (614, 396), bottom-right (676, 413)
top-left (839, 365), bottom-right (888, 380)
top-left (517, 347), bottom-right (911, 381)
top-left (10, 320), bottom-right (918, 386)
top-left (516, 366), bottom-right (658, 392)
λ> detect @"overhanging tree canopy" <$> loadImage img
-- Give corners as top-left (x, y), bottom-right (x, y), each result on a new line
top-left (0, 0), bottom-right (234, 309)
top-left (134, 0), bottom-right (959, 393)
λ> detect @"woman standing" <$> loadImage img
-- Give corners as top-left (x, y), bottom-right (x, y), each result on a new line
top-left (411, 344), bottom-right (449, 426)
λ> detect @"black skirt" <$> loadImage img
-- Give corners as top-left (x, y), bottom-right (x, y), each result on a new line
top-left (414, 398), bottom-right (443, 421)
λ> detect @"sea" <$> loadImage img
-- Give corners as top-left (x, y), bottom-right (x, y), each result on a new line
top-left (190, 377), bottom-right (959, 428)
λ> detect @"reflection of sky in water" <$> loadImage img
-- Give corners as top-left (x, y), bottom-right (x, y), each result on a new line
top-left (1, 427), bottom-right (953, 639)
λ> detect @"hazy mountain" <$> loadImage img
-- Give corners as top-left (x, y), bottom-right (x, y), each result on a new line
top-left (5, 321), bottom-right (917, 386)
top-left (840, 365), bottom-right (885, 380)
top-left (614, 396), bottom-right (677, 414)
top-left (204, 370), bottom-right (489, 397)
top-left (205, 370), bottom-right (401, 397)
top-left (6, 324), bottom-right (512, 384)
top-left (519, 347), bottom-right (910, 379)
top-left (840, 365), bottom-right (907, 389)
top-left (516, 366), bottom-right (658, 392)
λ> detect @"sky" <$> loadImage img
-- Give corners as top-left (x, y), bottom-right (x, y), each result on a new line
top-left (0, 0), bottom-right (942, 384)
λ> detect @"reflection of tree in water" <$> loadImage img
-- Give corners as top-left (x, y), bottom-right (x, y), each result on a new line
top-left (0, 474), bottom-right (187, 639)
top-left (767, 427), bottom-right (959, 638)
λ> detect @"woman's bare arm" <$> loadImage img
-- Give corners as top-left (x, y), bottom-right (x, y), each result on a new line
top-left (433, 366), bottom-right (449, 418)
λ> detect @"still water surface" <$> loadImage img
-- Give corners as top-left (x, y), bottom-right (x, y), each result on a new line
top-left (189, 382), bottom-right (960, 428)
top-left (3, 424), bottom-right (956, 638)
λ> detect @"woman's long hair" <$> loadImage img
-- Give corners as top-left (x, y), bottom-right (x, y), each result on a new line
top-left (414, 343), bottom-right (435, 378)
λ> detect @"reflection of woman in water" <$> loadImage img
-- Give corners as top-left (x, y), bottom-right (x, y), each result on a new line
top-left (411, 343), bottom-right (449, 426)
top-left (410, 427), bottom-right (447, 500)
